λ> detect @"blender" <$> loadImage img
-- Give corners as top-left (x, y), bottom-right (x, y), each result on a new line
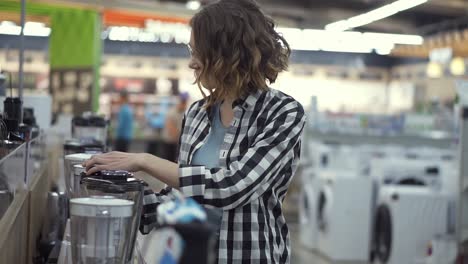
top-left (63, 139), bottom-right (104, 156)
top-left (63, 154), bottom-right (94, 198)
top-left (79, 171), bottom-right (146, 263)
top-left (72, 113), bottom-right (108, 145)
top-left (70, 196), bottom-right (134, 264)
top-left (71, 165), bottom-right (86, 198)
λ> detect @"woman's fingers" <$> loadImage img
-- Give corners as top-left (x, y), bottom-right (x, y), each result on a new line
top-left (85, 160), bottom-right (129, 175)
top-left (83, 152), bottom-right (137, 175)
top-left (85, 164), bottom-right (113, 175)
top-left (85, 165), bottom-right (100, 175)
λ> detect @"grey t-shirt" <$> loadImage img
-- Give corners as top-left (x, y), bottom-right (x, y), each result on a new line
top-left (190, 103), bottom-right (226, 233)
top-left (191, 104), bottom-right (228, 168)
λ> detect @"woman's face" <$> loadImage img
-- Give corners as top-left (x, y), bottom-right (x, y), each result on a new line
top-left (188, 32), bottom-right (213, 90)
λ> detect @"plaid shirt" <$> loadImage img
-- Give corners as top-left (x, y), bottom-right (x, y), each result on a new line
top-left (141, 88), bottom-right (305, 263)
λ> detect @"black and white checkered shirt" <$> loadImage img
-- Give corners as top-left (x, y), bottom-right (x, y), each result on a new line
top-left (141, 88), bottom-right (305, 263)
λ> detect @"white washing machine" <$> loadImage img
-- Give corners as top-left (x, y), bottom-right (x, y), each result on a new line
top-left (371, 186), bottom-right (450, 264)
top-left (316, 170), bottom-right (374, 262)
top-left (302, 141), bottom-right (333, 171)
top-left (298, 172), bottom-right (322, 251)
top-left (370, 157), bottom-right (443, 187)
top-left (304, 141), bottom-right (367, 173)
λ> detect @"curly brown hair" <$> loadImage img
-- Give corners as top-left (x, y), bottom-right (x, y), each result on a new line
top-left (190, 0), bottom-right (291, 107)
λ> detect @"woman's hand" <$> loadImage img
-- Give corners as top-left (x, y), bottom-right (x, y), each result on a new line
top-left (84, 152), bottom-right (181, 188)
top-left (83, 151), bottom-right (146, 175)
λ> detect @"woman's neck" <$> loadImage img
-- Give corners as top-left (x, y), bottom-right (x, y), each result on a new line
top-left (220, 98), bottom-right (235, 127)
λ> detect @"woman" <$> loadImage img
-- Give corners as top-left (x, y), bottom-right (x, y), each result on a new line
top-left (84, 0), bottom-right (305, 262)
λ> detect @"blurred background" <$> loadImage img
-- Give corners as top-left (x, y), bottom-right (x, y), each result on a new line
top-left (0, 0), bottom-right (466, 263)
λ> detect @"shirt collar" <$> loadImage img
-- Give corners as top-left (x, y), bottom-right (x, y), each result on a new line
top-left (232, 90), bottom-right (264, 111)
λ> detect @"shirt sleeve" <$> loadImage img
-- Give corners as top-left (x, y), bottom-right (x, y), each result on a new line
top-left (139, 185), bottom-right (177, 234)
top-left (178, 101), bottom-right (306, 210)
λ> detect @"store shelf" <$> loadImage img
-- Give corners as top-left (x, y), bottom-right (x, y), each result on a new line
top-left (307, 130), bottom-right (455, 149)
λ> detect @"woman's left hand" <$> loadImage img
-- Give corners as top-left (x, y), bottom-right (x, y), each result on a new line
top-left (83, 151), bottom-right (146, 175)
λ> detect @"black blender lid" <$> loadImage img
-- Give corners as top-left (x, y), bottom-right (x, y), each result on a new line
top-left (81, 171), bottom-right (145, 193)
top-left (23, 108), bottom-right (36, 126)
top-left (72, 115), bottom-right (107, 127)
top-left (4, 97), bottom-right (21, 103)
top-left (83, 170), bottom-right (133, 182)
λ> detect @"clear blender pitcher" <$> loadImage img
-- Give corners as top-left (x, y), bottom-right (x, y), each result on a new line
top-left (70, 196), bottom-right (134, 264)
top-left (72, 114), bottom-right (108, 145)
top-left (80, 171), bottom-right (146, 263)
top-left (64, 153), bottom-right (94, 198)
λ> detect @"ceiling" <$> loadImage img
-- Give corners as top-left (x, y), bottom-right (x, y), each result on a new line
top-left (28, 0), bottom-right (468, 36)
top-left (160, 0), bottom-right (468, 35)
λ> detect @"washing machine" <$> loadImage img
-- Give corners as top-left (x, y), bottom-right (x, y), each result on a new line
top-left (405, 147), bottom-right (456, 162)
top-left (370, 157), bottom-right (443, 187)
top-left (303, 141), bottom-right (333, 171)
top-left (316, 170), bottom-right (374, 262)
top-left (371, 186), bottom-right (450, 264)
top-left (304, 141), bottom-right (366, 173)
top-left (298, 171), bottom-right (322, 251)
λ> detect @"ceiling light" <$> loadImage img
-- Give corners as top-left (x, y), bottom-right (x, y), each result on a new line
top-left (186, 1), bottom-right (201, 10)
top-left (325, 0), bottom-right (428, 31)
top-left (0, 21), bottom-right (51, 37)
top-left (426, 62), bottom-right (443, 78)
top-left (450, 57), bottom-right (465, 76)
top-left (321, 46), bottom-right (373, 53)
top-left (363, 32), bottom-right (423, 45)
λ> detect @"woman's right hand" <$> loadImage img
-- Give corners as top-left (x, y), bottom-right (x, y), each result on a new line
top-left (83, 151), bottom-right (147, 175)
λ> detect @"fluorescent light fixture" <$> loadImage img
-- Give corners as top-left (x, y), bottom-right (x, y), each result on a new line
top-left (0, 19), bottom-right (423, 55)
top-left (321, 46), bottom-right (373, 53)
top-left (0, 24), bottom-right (21, 35)
top-left (186, 0), bottom-right (201, 10)
top-left (0, 21), bottom-right (16, 27)
top-left (363, 32), bottom-right (423, 45)
top-left (376, 47), bottom-right (393, 55)
top-left (325, 0), bottom-right (428, 31)
top-left (277, 27), bottom-right (320, 51)
top-left (276, 27), bottom-right (422, 53)
top-left (0, 20), bottom-right (51, 36)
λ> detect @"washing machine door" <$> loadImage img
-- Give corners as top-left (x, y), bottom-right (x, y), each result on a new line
top-left (299, 184), bottom-right (318, 249)
top-left (299, 185), bottom-right (313, 225)
top-left (317, 185), bottom-right (333, 232)
top-left (372, 205), bottom-right (392, 263)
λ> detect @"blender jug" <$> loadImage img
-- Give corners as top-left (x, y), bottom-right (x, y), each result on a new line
top-left (64, 153), bottom-right (94, 198)
top-left (72, 165), bottom-right (86, 198)
top-left (70, 197), bottom-right (134, 264)
top-left (72, 114), bottom-right (108, 145)
top-left (80, 171), bottom-right (146, 263)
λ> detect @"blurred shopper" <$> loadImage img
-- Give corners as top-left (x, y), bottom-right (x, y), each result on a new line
top-left (114, 90), bottom-right (133, 152)
top-left (85, 0), bottom-right (305, 263)
top-left (161, 92), bottom-right (189, 162)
